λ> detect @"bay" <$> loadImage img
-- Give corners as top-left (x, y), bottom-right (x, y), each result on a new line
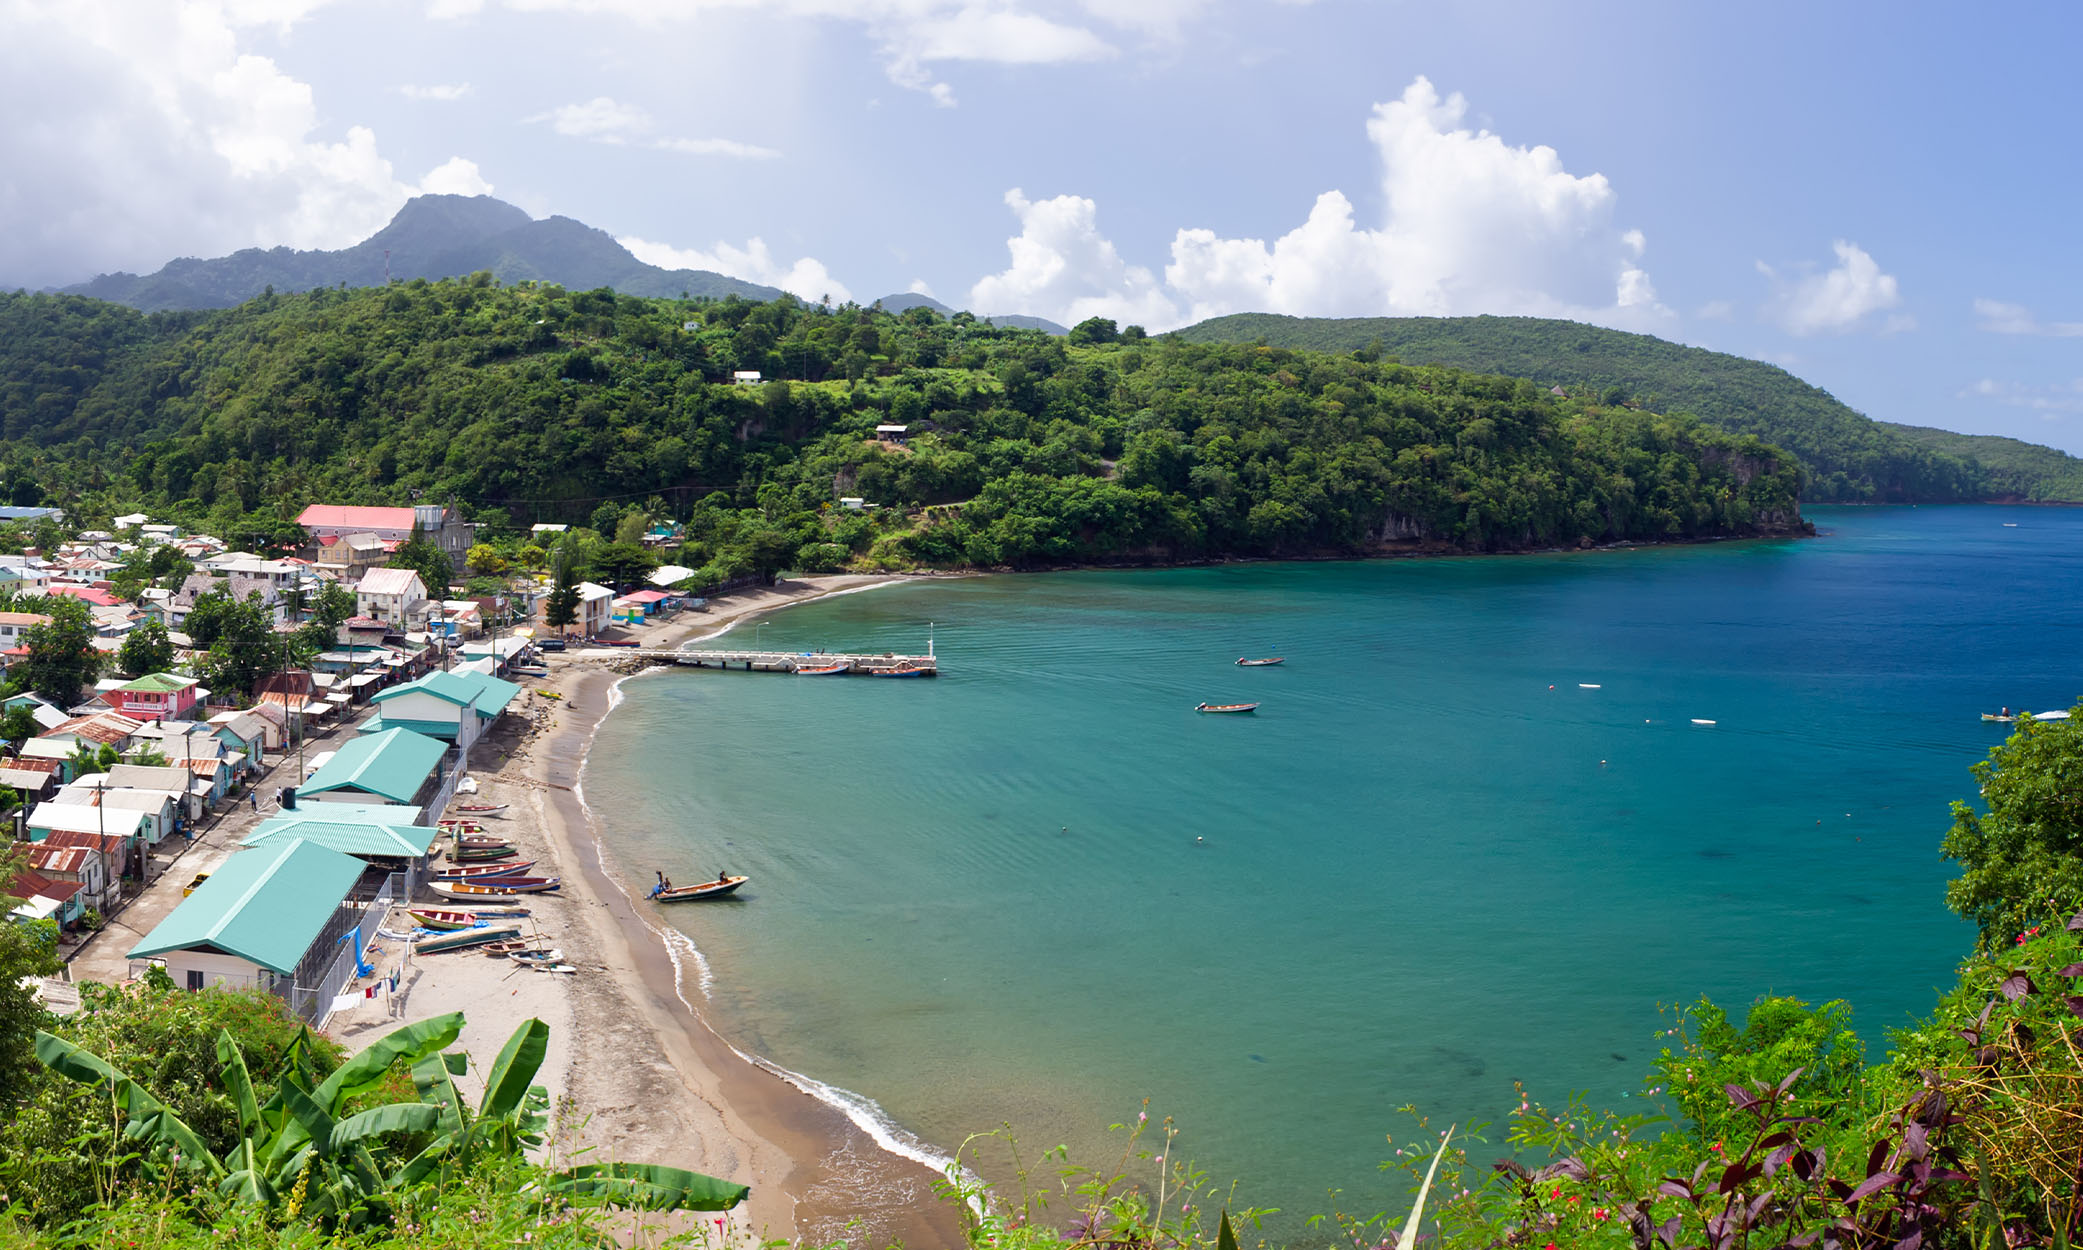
top-left (585, 505), bottom-right (2075, 1224)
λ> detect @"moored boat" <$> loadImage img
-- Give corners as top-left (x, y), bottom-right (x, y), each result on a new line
top-left (1194, 702), bottom-right (1259, 714)
top-left (651, 875), bottom-right (749, 902)
top-left (452, 803), bottom-right (508, 815)
top-left (417, 925), bottom-right (522, 954)
top-left (795, 661), bottom-right (849, 675)
top-left (1982, 713), bottom-right (2015, 723)
top-left (451, 844), bottom-right (518, 862)
top-left (872, 666), bottom-right (928, 678)
top-left (429, 877), bottom-right (562, 899)
top-left (1235, 657), bottom-right (1284, 667)
top-left (431, 859), bottom-right (535, 881)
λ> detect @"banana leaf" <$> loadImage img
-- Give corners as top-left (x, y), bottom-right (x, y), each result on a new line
top-left (34, 1030), bottom-right (225, 1177)
top-left (478, 1018), bottom-right (548, 1122)
top-left (549, 1162), bottom-right (749, 1211)
top-left (216, 1029), bottom-right (264, 1139)
top-left (411, 1052), bottom-right (470, 1139)
top-left (220, 1137), bottom-right (275, 1206)
top-left (311, 1012), bottom-right (465, 1108)
top-left (275, 1080), bottom-right (338, 1159)
top-left (331, 1102), bottom-right (444, 1149)
top-left (1397, 1125), bottom-right (1455, 1248)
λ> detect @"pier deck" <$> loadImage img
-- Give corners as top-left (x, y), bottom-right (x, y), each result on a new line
top-left (631, 648), bottom-right (938, 676)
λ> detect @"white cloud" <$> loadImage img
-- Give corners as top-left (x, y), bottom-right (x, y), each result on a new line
top-left (398, 82), bottom-right (472, 101)
top-left (1696, 299), bottom-right (1735, 321)
top-left (1959, 377), bottom-right (2083, 416)
top-left (0, 0), bottom-right (485, 288)
top-left (906, 277), bottom-right (935, 296)
top-left (621, 234), bottom-right (853, 304)
top-left (1758, 240), bottom-right (1902, 336)
top-left (527, 96), bottom-right (779, 158)
top-left (418, 156), bottom-right (494, 196)
top-left (966, 77), bottom-right (1665, 332)
top-left (1973, 298), bottom-right (2083, 337)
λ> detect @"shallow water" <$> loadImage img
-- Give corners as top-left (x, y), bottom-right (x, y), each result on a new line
top-left (586, 505), bottom-right (2076, 1223)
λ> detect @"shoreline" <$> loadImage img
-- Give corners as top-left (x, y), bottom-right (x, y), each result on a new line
top-left (339, 573), bottom-right (968, 1248)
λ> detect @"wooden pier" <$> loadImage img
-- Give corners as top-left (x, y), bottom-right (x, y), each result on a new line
top-left (630, 648), bottom-right (938, 676)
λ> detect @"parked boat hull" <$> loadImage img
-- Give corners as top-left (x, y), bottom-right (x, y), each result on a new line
top-left (429, 878), bottom-right (561, 898)
top-left (431, 860), bottom-right (535, 881)
top-left (417, 925), bottom-right (522, 954)
top-left (652, 875), bottom-right (749, 902)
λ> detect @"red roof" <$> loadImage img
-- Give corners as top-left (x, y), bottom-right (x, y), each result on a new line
top-left (26, 845), bottom-right (92, 876)
top-left (45, 586), bottom-right (122, 607)
top-left (5, 869), bottom-right (79, 904)
top-left (623, 590), bottom-right (672, 604)
top-left (44, 830), bottom-right (126, 852)
top-left (298, 505), bottom-right (418, 531)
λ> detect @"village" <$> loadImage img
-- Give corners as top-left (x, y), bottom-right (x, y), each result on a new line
top-left (0, 500), bottom-right (704, 1023)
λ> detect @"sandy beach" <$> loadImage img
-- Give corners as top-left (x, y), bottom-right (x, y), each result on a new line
top-left (333, 574), bottom-right (969, 1248)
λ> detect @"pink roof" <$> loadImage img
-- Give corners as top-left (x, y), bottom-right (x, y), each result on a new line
top-left (45, 586), bottom-right (121, 607)
top-left (623, 590), bottom-right (672, 604)
top-left (299, 505), bottom-right (420, 531)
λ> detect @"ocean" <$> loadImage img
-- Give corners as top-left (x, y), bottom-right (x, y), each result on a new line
top-left (583, 505), bottom-right (2077, 1224)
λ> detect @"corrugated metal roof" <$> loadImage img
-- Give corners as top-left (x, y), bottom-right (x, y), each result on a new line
top-left (116, 672), bottom-right (197, 694)
top-left (443, 668), bottom-right (521, 719)
top-left (27, 803), bottom-right (151, 837)
top-left (243, 817), bottom-right (435, 858)
top-left (355, 568), bottom-right (424, 598)
top-left (26, 845), bottom-right (92, 875)
top-left (128, 838), bottom-right (364, 975)
top-left (298, 505), bottom-right (417, 531)
top-left (370, 670), bottom-right (477, 710)
top-left (300, 727), bottom-right (445, 803)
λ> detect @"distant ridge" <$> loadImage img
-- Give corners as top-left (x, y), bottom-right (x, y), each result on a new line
top-left (57, 195), bottom-right (787, 312)
top-left (872, 292), bottom-right (1068, 335)
top-left (1170, 312), bottom-right (2083, 503)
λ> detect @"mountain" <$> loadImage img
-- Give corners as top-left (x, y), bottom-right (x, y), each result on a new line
top-left (1169, 313), bottom-right (2083, 503)
top-left (872, 292), bottom-right (1068, 335)
top-left (57, 195), bottom-right (786, 312)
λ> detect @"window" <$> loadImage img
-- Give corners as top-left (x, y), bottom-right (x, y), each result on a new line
top-left (185, 969), bottom-right (203, 992)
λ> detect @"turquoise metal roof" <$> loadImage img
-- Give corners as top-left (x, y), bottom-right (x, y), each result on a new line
top-left (369, 670), bottom-right (479, 710)
top-left (129, 838), bottom-right (364, 975)
top-left (242, 818), bottom-right (435, 858)
top-left (356, 715), bottom-right (459, 740)
top-left (444, 669), bottom-right (521, 719)
top-left (299, 727), bottom-right (446, 803)
top-left (272, 801), bottom-right (422, 825)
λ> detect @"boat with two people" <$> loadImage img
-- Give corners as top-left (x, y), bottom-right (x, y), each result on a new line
top-left (650, 869), bottom-right (750, 902)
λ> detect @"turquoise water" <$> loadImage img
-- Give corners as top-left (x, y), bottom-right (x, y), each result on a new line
top-left (587, 505), bottom-right (2078, 1222)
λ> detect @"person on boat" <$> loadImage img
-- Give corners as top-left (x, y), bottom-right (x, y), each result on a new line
top-left (2002, 706), bottom-right (2011, 718)
top-left (716, 867), bottom-right (730, 886)
top-left (653, 870), bottom-right (672, 897)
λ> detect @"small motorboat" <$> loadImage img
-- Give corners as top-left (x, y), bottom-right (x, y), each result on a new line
top-left (431, 859), bottom-right (535, 881)
top-left (795, 661), bottom-right (849, 675)
top-left (1981, 713), bottom-right (2016, 723)
top-left (417, 925), bottom-right (522, 954)
top-left (430, 877), bottom-right (562, 899)
top-left (1195, 702), bottom-right (1259, 714)
top-left (872, 666), bottom-right (929, 678)
top-left (651, 875), bottom-right (749, 902)
top-left (1691, 719), bottom-right (1717, 726)
top-left (452, 803), bottom-right (508, 816)
top-left (1235, 657), bottom-right (1284, 667)
top-left (408, 908), bottom-right (491, 931)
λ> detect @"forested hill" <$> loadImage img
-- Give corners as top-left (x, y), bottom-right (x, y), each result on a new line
top-left (54, 194), bottom-right (786, 312)
top-left (0, 284), bottom-right (1804, 576)
top-left (1170, 313), bottom-right (2083, 503)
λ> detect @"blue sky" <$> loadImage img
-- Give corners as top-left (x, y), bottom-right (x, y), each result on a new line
top-left (5, 1), bottom-right (2080, 450)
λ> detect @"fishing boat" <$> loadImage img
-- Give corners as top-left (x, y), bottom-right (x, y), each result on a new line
top-left (439, 820), bottom-right (488, 834)
top-left (872, 665), bottom-right (929, 678)
top-left (795, 661), bottom-right (849, 675)
top-left (451, 844), bottom-right (518, 863)
top-left (1235, 657), bottom-right (1284, 667)
top-left (1981, 713), bottom-right (2016, 723)
top-left (452, 803), bottom-right (508, 816)
top-left (1194, 702), bottom-right (1259, 714)
top-left (429, 877), bottom-right (562, 899)
top-left (509, 948), bottom-right (567, 963)
top-left (407, 908), bottom-right (488, 931)
top-left (430, 859), bottom-right (535, 881)
top-left (417, 925), bottom-right (522, 954)
top-left (651, 875), bottom-right (749, 902)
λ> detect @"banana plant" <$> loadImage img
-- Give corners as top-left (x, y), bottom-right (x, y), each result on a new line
top-left (33, 1009), bottom-right (748, 1224)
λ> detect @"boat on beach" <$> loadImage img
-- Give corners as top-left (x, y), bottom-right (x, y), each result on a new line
top-left (406, 906), bottom-right (532, 930)
top-left (1235, 657), bottom-right (1284, 667)
top-left (440, 819), bottom-right (488, 834)
top-left (430, 859), bottom-right (535, 881)
top-left (417, 925), bottom-right (522, 954)
top-left (429, 877), bottom-right (562, 899)
top-left (651, 875), bottom-right (749, 902)
top-left (451, 844), bottom-right (518, 862)
top-left (451, 803), bottom-right (508, 815)
top-left (1195, 702), bottom-right (1259, 714)
top-left (795, 661), bottom-right (850, 675)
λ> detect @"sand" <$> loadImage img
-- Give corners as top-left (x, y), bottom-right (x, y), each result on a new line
top-left (331, 575), bottom-right (969, 1247)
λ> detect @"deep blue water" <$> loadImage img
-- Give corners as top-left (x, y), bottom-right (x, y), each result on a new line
top-left (586, 505), bottom-right (2077, 1221)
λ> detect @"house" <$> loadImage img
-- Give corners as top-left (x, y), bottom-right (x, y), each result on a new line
top-left (15, 739), bottom-right (82, 782)
top-left (875, 424), bottom-right (910, 443)
top-left (105, 762), bottom-right (209, 823)
top-left (26, 805), bottom-right (151, 876)
top-left (530, 523), bottom-right (568, 536)
top-left (5, 867), bottom-right (83, 928)
top-left (315, 532), bottom-right (388, 580)
top-left (298, 726), bottom-right (450, 809)
top-left (206, 711), bottom-right (270, 777)
top-left (0, 612), bottom-right (51, 646)
top-left (732, 370), bottom-right (762, 385)
top-left (355, 568), bottom-right (429, 627)
top-left (243, 811), bottom-right (436, 875)
top-left (2, 692), bottom-right (69, 733)
top-left (24, 843), bottom-right (109, 917)
top-left (361, 670), bottom-right (483, 755)
top-left (127, 837), bottom-right (366, 1000)
top-left (426, 600), bottom-right (482, 640)
top-left (139, 523), bottom-right (182, 544)
top-left (41, 711), bottom-right (147, 756)
top-left (102, 672), bottom-right (203, 723)
top-left (298, 502), bottom-right (477, 569)
top-left (54, 781), bottom-right (180, 846)
top-left (0, 765), bottom-right (58, 805)
top-left (648, 564), bottom-right (694, 588)
top-left (542, 581), bottom-right (615, 637)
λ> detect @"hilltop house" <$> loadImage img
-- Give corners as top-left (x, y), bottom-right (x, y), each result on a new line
top-left (315, 532), bottom-right (388, 579)
top-left (355, 568), bottom-right (428, 627)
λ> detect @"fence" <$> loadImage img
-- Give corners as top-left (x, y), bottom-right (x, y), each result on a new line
top-left (289, 869), bottom-right (401, 1024)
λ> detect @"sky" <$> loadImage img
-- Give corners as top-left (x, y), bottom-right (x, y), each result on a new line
top-left (3, 0), bottom-right (2080, 450)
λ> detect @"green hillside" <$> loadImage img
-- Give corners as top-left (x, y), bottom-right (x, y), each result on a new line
top-left (1170, 313), bottom-right (2083, 503)
top-left (1881, 422), bottom-right (2083, 501)
top-left (0, 285), bottom-right (1804, 576)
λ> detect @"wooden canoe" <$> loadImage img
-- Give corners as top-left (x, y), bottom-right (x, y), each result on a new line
top-left (407, 906), bottom-right (532, 930)
top-left (1235, 657), bottom-right (1284, 667)
top-left (652, 875), bottom-right (749, 902)
top-left (795, 661), bottom-right (849, 675)
top-left (451, 803), bottom-right (508, 815)
top-left (1194, 702), bottom-right (1260, 714)
top-left (417, 925), bottom-right (522, 954)
top-left (429, 877), bottom-right (561, 899)
top-left (450, 845), bottom-right (517, 863)
top-left (430, 859), bottom-right (535, 881)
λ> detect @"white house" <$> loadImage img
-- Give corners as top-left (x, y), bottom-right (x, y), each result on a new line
top-left (355, 567), bottom-right (429, 627)
top-left (732, 370), bottom-right (763, 385)
top-left (127, 837), bottom-right (366, 1000)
